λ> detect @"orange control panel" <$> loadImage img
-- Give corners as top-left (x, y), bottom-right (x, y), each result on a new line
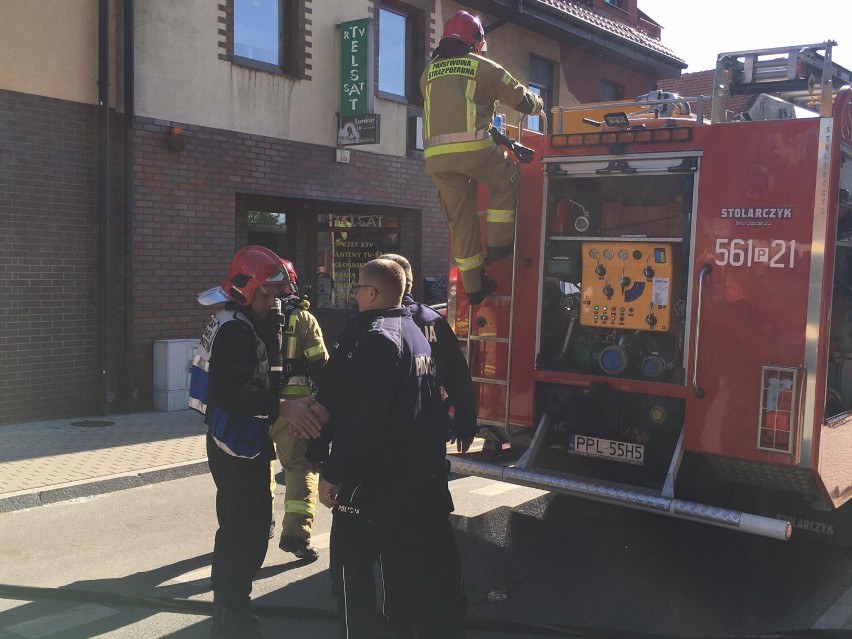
top-left (579, 241), bottom-right (674, 331)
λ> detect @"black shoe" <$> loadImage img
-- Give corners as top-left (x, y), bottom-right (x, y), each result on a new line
top-left (211, 607), bottom-right (265, 639)
top-left (468, 273), bottom-right (498, 305)
top-left (279, 535), bottom-right (319, 561)
top-left (485, 244), bottom-right (514, 265)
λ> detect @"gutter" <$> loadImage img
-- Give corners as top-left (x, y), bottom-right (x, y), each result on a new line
top-left (123, 0), bottom-right (139, 409)
top-left (98, 0), bottom-right (113, 413)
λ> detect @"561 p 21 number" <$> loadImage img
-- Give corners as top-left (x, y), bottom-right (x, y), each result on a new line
top-left (714, 239), bottom-right (796, 269)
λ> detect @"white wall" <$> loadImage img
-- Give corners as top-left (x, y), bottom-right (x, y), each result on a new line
top-left (135, 0), bottom-right (411, 155)
top-left (0, 0), bottom-right (101, 104)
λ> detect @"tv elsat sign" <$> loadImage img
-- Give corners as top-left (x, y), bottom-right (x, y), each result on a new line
top-left (339, 18), bottom-right (380, 146)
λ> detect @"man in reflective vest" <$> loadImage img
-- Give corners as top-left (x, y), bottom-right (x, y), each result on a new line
top-left (264, 259), bottom-right (329, 561)
top-left (420, 9), bottom-right (543, 304)
top-left (192, 245), bottom-right (328, 639)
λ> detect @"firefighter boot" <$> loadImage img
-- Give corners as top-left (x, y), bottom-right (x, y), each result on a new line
top-left (279, 535), bottom-right (319, 561)
top-left (211, 607), bottom-right (266, 639)
top-left (468, 270), bottom-right (498, 306)
top-left (485, 244), bottom-right (514, 265)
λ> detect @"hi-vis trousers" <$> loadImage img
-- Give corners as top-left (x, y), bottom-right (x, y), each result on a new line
top-left (426, 141), bottom-right (520, 295)
top-left (269, 416), bottom-right (318, 541)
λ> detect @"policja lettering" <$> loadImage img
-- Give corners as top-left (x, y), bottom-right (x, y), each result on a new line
top-left (414, 354), bottom-right (436, 376)
top-left (422, 324), bottom-right (438, 343)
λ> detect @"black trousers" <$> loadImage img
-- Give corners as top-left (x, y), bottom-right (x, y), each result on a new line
top-left (206, 432), bottom-right (273, 609)
top-left (330, 478), bottom-right (468, 639)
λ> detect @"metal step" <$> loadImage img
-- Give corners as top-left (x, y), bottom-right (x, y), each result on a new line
top-left (447, 455), bottom-right (791, 541)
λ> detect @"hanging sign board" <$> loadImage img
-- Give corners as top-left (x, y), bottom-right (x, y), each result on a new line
top-left (340, 18), bottom-right (373, 116)
top-left (337, 113), bottom-right (381, 146)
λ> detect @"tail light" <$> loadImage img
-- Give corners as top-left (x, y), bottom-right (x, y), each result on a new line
top-left (757, 365), bottom-right (799, 454)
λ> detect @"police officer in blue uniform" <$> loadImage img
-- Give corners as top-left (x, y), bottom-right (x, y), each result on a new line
top-left (192, 245), bottom-right (328, 639)
top-left (309, 258), bottom-right (468, 639)
top-left (380, 253), bottom-right (478, 453)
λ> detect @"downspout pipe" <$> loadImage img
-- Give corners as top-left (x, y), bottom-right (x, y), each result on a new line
top-left (98, 0), bottom-right (113, 413)
top-left (123, 0), bottom-right (139, 410)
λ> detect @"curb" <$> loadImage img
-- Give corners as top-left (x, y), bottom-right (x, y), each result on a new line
top-left (0, 461), bottom-right (210, 514)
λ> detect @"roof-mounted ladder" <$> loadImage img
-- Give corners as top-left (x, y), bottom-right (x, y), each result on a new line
top-left (711, 41), bottom-right (852, 123)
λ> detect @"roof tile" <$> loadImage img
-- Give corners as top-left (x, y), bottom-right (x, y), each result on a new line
top-left (533, 0), bottom-right (684, 63)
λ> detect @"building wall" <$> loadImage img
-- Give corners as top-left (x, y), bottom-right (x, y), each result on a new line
top-left (559, 45), bottom-right (660, 104)
top-left (0, 90), bottom-right (114, 423)
top-left (0, 0), bottom-right (115, 106)
top-left (0, 0), bottom-right (679, 423)
top-left (135, 0), bottom-right (414, 157)
top-left (130, 116), bottom-right (443, 406)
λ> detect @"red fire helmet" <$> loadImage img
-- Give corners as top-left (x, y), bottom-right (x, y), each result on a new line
top-left (441, 10), bottom-right (486, 54)
top-left (280, 258), bottom-right (299, 295)
top-left (198, 245), bottom-right (292, 306)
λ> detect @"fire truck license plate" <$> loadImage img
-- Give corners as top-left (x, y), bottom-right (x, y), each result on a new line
top-left (568, 435), bottom-right (644, 465)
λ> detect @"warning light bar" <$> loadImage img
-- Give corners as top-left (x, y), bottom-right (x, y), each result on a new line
top-left (551, 127), bottom-right (692, 148)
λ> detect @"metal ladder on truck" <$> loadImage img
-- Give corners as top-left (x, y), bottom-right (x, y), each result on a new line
top-left (711, 40), bottom-right (852, 123)
top-left (459, 114), bottom-right (545, 450)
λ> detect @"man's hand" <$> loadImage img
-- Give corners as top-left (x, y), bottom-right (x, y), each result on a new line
top-left (318, 478), bottom-right (339, 509)
top-left (450, 436), bottom-right (475, 453)
top-left (282, 396), bottom-right (328, 439)
top-left (310, 397), bottom-right (330, 424)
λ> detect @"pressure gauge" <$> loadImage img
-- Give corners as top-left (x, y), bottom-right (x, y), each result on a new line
top-left (603, 249), bottom-right (614, 259)
top-left (618, 249), bottom-right (628, 260)
top-left (589, 248), bottom-right (600, 259)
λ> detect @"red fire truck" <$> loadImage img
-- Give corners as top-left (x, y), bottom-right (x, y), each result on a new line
top-left (447, 42), bottom-right (852, 543)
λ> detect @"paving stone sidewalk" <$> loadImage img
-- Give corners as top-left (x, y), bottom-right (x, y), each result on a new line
top-left (0, 410), bottom-right (208, 513)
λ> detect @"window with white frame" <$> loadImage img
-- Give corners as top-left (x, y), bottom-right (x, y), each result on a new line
top-left (379, 7), bottom-right (407, 96)
top-left (234, 0), bottom-right (280, 65)
top-left (527, 56), bottom-right (554, 133)
top-left (378, 3), bottom-right (425, 105)
top-left (232, 0), bottom-right (305, 77)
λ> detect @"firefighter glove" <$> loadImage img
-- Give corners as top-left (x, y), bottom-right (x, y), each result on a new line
top-left (511, 142), bottom-right (535, 164)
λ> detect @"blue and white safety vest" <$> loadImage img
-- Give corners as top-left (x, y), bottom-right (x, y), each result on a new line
top-left (189, 309), bottom-right (273, 459)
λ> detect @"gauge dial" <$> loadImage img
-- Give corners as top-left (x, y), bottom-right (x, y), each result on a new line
top-left (618, 249), bottom-right (628, 260)
top-left (589, 248), bottom-right (600, 259)
top-left (603, 249), bottom-right (614, 259)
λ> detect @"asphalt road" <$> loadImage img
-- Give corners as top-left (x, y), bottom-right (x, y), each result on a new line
top-left (2, 471), bottom-right (852, 638)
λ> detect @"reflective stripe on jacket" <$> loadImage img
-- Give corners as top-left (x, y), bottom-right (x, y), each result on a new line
top-left (420, 53), bottom-right (542, 159)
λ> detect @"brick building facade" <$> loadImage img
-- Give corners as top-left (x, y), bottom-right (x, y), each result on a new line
top-left (0, 0), bottom-right (684, 424)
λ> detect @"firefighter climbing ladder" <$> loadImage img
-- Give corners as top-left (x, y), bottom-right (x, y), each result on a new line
top-left (463, 114), bottom-right (545, 445)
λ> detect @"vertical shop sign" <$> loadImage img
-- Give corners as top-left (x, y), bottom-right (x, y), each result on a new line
top-left (340, 18), bottom-right (373, 116)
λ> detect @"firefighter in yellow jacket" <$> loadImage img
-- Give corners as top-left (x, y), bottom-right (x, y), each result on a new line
top-left (264, 259), bottom-right (328, 561)
top-left (421, 10), bottom-right (543, 305)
